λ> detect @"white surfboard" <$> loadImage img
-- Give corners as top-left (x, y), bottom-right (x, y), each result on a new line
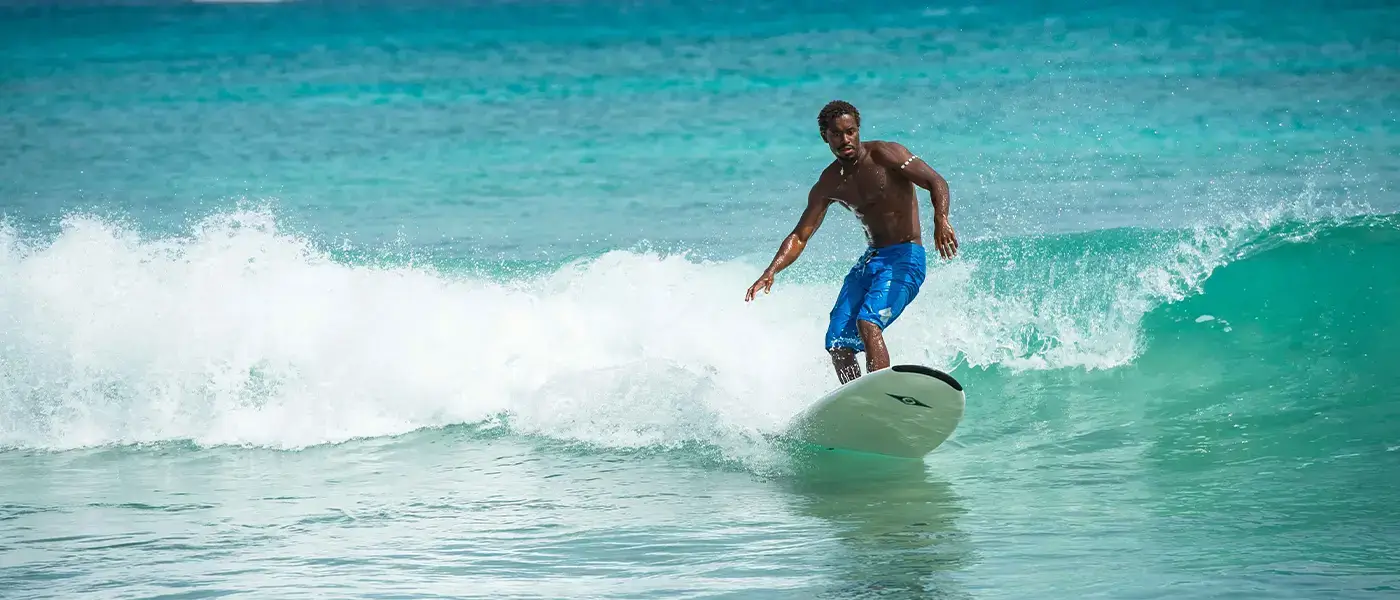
top-left (786, 364), bottom-right (965, 458)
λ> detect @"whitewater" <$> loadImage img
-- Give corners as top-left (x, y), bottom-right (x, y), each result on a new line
top-left (0, 197), bottom-right (1379, 454)
top-left (4, 0), bottom-right (1399, 598)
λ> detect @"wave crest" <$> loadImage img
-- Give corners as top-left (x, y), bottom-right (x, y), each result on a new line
top-left (0, 204), bottom-right (1388, 451)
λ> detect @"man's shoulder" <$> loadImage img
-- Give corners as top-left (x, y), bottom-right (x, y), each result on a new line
top-left (807, 162), bottom-right (841, 198)
top-left (866, 140), bottom-right (913, 164)
top-left (812, 160), bottom-right (841, 182)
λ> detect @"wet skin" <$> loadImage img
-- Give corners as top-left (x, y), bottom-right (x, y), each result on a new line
top-left (745, 113), bottom-right (958, 383)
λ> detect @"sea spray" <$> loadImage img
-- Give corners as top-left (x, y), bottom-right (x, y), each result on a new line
top-left (1, 208), bottom-right (1393, 456)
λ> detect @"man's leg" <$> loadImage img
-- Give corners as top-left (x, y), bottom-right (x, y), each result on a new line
top-left (854, 244), bottom-right (927, 373)
top-left (857, 320), bottom-right (889, 373)
top-left (825, 258), bottom-right (871, 384)
top-left (828, 347), bottom-right (861, 384)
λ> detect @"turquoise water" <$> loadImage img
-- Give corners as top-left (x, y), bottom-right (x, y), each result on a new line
top-left (3, 1), bottom-right (1399, 597)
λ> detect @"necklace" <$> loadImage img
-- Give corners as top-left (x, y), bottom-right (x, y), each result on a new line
top-left (840, 147), bottom-right (862, 178)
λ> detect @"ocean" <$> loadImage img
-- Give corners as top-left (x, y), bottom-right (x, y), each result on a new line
top-left (2, 0), bottom-right (1398, 598)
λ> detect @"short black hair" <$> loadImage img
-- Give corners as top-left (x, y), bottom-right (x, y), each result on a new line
top-left (818, 100), bottom-right (860, 134)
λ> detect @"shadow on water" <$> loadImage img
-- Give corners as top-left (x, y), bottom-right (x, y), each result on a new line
top-left (773, 450), bottom-right (976, 599)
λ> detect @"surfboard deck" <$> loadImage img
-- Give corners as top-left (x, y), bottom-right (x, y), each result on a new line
top-left (785, 364), bottom-right (965, 459)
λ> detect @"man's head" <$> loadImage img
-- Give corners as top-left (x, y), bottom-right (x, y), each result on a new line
top-left (818, 100), bottom-right (861, 162)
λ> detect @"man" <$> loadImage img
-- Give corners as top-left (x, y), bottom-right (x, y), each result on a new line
top-left (745, 100), bottom-right (958, 384)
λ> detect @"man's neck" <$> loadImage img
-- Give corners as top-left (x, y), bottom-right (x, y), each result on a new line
top-left (839, 143), bottom-right (866, 167)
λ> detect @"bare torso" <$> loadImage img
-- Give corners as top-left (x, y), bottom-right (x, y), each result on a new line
top-left (815, 141), bottom-right (922, 248)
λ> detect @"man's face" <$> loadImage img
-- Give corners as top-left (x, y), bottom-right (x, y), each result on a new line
top-left (824, 114), bottom-right (860, 161)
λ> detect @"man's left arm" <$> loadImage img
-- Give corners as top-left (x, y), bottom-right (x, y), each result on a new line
top-left (874, 142), bottom-right (958, 258)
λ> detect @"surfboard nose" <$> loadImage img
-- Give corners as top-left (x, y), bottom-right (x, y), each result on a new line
top-left (787, 364), bottom-right (966, 458)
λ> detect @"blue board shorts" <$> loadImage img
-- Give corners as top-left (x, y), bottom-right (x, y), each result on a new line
top-left (825, 242), bottom-right (927, 353)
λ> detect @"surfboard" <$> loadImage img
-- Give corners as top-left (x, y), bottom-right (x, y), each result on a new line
top-left (786, 364), bottom-right (965, 459)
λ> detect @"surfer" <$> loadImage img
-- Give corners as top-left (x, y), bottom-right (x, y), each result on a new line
top-left (745, 100), bottom-right (958, 384)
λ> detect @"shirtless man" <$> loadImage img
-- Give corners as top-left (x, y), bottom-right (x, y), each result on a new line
top-left (745, 100), bottom-right (958, 384)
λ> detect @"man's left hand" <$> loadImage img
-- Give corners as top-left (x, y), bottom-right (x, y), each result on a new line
top-left (933, 219), bottom-right (958, 259)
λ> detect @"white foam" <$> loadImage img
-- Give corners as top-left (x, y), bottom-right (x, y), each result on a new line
top-left (0, 211), bottom-right (832, 452)
top-left (0, 205), bottom-right (1326, 452)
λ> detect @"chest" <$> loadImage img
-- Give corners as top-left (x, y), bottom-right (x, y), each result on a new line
top-left (832, 162), bottom-right (902, 210)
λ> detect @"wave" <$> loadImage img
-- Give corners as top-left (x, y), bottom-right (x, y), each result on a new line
top-left (0, 204), bottom-right (1392, 454)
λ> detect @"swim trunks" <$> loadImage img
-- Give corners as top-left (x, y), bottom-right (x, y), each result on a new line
top-left (824, 242), bottom-right (927, 353)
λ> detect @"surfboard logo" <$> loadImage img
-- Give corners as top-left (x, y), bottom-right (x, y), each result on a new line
top-left (886, 393), bottom-right (931, 408)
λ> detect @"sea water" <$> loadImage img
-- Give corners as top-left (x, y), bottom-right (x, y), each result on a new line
top-left (2, 0), bottom-right (1398, 598)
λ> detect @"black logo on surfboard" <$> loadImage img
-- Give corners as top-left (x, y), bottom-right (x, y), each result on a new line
top-left (887, 393), bottom-right (931, 408)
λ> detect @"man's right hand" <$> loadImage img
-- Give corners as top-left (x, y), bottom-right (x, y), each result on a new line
top-left (745, 272), bottom-right (775, 302)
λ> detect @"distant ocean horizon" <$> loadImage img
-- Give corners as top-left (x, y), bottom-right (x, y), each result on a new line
top-left (3, 1), bottom-right (1398, 598)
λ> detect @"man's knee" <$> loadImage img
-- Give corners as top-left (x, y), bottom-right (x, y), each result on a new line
top-left (857, 319), bottom-right (885, 338)
top-left (857, 320), bottom-right (887, 352)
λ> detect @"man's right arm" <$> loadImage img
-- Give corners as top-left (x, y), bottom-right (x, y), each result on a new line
top-left (746, 184), bottom-right (831, 301)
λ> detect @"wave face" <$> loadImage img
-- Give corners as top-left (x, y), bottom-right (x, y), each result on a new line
top-left (0, 206), bottom-right (1395, 457)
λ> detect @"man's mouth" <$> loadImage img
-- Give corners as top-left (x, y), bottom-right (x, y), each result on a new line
top-left (840, 146), bottom-right (854, 155)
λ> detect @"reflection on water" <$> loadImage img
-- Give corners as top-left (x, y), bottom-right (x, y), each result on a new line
top-left (776, 450), bottom-right (975, 599)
